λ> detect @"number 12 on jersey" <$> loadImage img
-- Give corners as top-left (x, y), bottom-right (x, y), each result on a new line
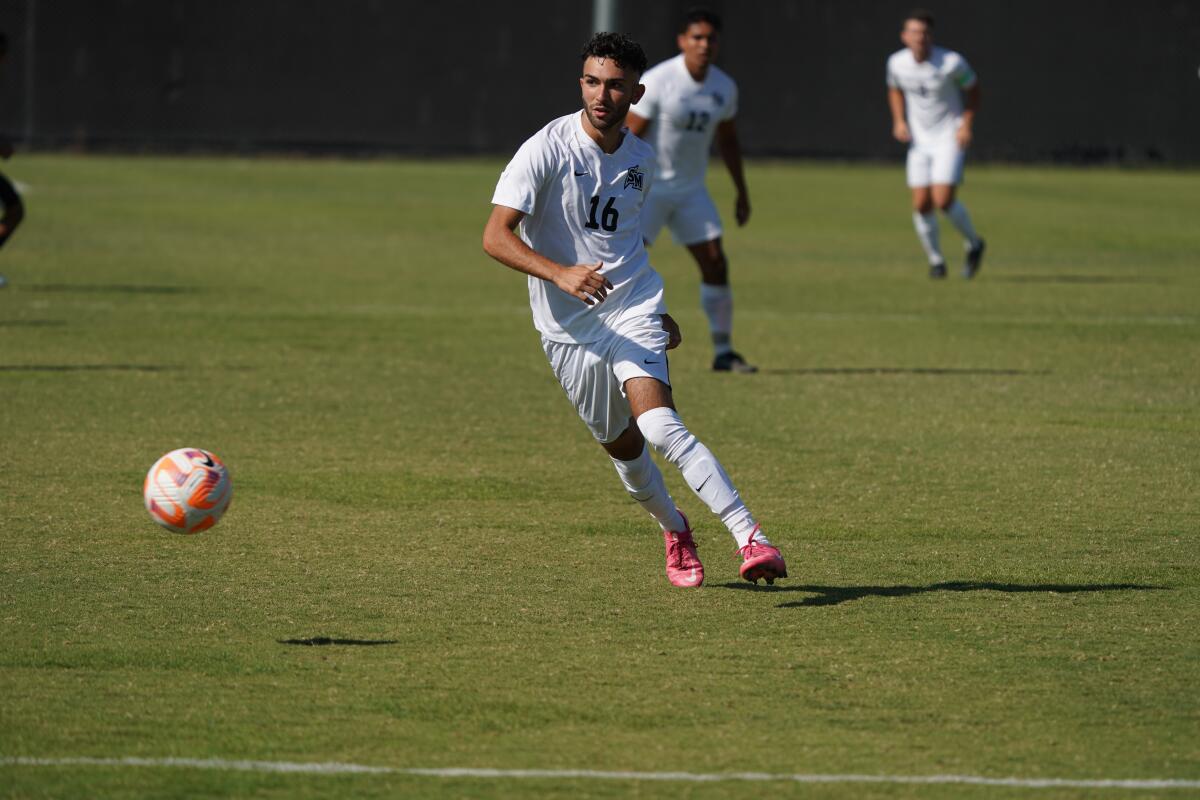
top-left (585, 196), bottom-right (619, 232)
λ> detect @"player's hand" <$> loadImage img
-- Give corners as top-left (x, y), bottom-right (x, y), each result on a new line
top-left (556, 262), bottom-right (613, 306)
top-left (660, 313), bottom-right (682, 350)
top-left (956, 124), bottom-right (973, 150)
top-left (735, 193), bottom-right (751, 227)
top-left (892, 121), bottom-right (912, 143)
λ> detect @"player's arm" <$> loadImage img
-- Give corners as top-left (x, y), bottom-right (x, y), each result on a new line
top-left (957, 82), bottom-right (980, 149)
top-left (888, 87), bottom-right (911, 143)
top-left (715, 119), bottom-right (750, 226)
top-left (482, 205), bottom-right (613, 306)
top-left (625, 112), bottom-right (650, 138)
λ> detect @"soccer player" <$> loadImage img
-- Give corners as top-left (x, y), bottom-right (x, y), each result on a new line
top-left (482, 32), bottom-right (787, 587)
top-left (625, 9), bottom-right (755, 373)
top-left (887, 9), bottom-right (985, 279)
top-left (0, 32), bottom-right (24, 289)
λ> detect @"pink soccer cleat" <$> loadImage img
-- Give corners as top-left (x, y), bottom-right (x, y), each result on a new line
top-left (738, 527), bottom-right (788, 585)
top-left (663, 511), bottom-right (704, 587)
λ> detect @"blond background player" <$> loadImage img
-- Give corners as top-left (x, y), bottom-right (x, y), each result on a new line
top-left (887, 9), bottom-right (985, 279)
top-left (482, 32), bottom-right (787, 587)
top-left (626, 8), bottom-right (755, 372)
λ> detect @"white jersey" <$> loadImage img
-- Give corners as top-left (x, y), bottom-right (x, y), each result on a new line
top-left (886, 46), bottom-right (976, 143)
top-left (635, 54), bottom-right (738, 192)
top-left (492, 111), bottom-right (665, 344)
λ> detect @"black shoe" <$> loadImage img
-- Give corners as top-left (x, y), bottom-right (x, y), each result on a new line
top-left (965, 239), bottom-right (986, 279)
top-left (712, 351), bottom-right (757, 373)
top-left (929, 262), bottom-right (947, 279)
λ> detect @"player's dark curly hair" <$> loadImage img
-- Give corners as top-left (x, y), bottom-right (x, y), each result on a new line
top-left (680, 7), bottom-right (722, 33)
top-left (904, 8), bottom-right (935, 27)
top-left (580, 32), bottom-right (648, 76)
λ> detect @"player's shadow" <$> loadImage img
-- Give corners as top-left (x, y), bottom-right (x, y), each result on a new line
top-left (21, 283), bottom-right (201, 294)
top-left (718, 581), bottom-right (1164, 608)
top-left (757, 367), bottom-right (1049, 377)
top-left (0, 364), bottom-right (174, 372)
top-left (992, 275), bottom-right (1162, 285)
top-left (277, 637), bottom-right (399, 646)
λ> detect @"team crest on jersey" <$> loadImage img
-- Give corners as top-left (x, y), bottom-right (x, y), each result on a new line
top-left (711, 91), bottom-right (725, 107)
top-left (623, 165), bottom-right (644, 191)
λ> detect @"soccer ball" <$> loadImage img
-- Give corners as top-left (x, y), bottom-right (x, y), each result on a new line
top-left (143, 448), bottom-right (233, 534)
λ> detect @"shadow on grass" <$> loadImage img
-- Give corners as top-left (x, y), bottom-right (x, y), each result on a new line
top-left (20, 283), bottom-right (201, 294)
top-left (991, 275), bottom-right (1162, 285)
top-left (0, 320), bottom-right (67, 327)
top-left (278, 637), bottom-right (399, 647)
top-left (758, 367), bottom-right (1049, 377)
top-left (0, 364), bottom-right (174, 372)
top-left (717, 581), bottom-right (1165, 608)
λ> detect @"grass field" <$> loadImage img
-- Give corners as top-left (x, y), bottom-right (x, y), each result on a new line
top-left (1, 155), bottom-right (1198, 799)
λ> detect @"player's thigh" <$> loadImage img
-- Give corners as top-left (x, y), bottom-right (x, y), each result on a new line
top-left (931, 183), bottom-right (957, 209)
top-left (685, 236), bottom-right (723, 264)
top-left (542, 337), bottom-right (632, 445)
top-left (610, 315), bottom-right (674, 418)
top-left (930, 143), bottom-right (965, 188)
top-left (668, 189), bottom-right (723, 247)
top-left (910, 186), bottom-right (934, 213)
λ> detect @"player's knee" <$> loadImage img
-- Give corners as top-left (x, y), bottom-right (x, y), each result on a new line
top-left (913, 196), bottom-right (933, 214)
top-left (637, 406), bottom-right (695, 464)
top-left (602, 418), bottom-right (645, 462)
top-left (699, 252), bottom-right (728, 284)
top-left (932, 187), bottom-right (956, 211)
top-left (708, 256), bottom-right (729, 284)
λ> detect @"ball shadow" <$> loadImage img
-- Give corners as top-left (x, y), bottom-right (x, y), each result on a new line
top-left (278, 637), bottom-right (399, 647)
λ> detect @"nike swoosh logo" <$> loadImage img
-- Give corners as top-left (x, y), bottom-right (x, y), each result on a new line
top-left (692, 475), bottom-right (711, 493)
top-left (643, 359), bottom-right (660, 365)
top-left (574, 170), bottom-right (589, 176)
top-left (681, 568), bottom-right (700, 585)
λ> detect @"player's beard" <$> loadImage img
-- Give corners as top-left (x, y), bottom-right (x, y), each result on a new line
top-left (584, 100), bottom-right (629, 132)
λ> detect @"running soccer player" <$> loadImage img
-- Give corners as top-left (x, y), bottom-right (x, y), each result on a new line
top-left (0, 32), bottom-right (25, 289)
top-left (482, 32), bottom-right (787, 587)
top-left (625, 8), bottom-right (755, 373)
top-left (887, 9), bottom-right (985, 279)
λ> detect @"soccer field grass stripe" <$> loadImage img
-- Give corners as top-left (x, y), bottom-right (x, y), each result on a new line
top-left (3, 757), bottom-right (1199, 790)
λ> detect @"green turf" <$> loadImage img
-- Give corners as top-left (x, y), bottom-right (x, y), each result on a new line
top-left (0, 155), bottom-right (1197, 799)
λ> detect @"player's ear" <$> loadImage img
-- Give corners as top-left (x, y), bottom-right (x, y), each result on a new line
top-left (632, 83), bottom-right (646, 104)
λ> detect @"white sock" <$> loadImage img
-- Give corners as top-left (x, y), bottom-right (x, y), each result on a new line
top-left (699, 283), bottom-right (734, 356)
top-left (610, 445), bottom-right (686, 532)
top-left (943, 200), bottom-right (981, 247)
top-left (912, 211), bottom-right (943, 266)
top-left (636, 406), bottom-right (767, 548)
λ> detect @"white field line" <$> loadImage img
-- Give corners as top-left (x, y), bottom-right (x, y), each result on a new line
top-left (2, 756), bottom-right (1199, 790)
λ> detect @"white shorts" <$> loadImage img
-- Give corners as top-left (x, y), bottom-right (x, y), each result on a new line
top-left (640, 186), bottom-right (723, 247)
top-left (542, 314), bottom-right (672, 444)
top-left (906, 140), bottom-right (965, 188)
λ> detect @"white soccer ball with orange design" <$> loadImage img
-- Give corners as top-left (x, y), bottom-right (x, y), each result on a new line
top-left (143, 448), bottom-right (233, 533)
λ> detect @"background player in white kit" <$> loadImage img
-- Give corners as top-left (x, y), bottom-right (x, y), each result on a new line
top-left (481, 32), bottom-right (787, 587)
top-left (626, 9), bottom-right (755, 373)
top-left (887, 9), bottom-right (986, 279)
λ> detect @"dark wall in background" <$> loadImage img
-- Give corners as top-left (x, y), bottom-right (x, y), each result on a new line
top-left (1, 0), bottom-right (1197, 162)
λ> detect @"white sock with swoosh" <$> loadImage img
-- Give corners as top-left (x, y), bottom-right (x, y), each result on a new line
top-left (636, 407), bottom-right (766, 547)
